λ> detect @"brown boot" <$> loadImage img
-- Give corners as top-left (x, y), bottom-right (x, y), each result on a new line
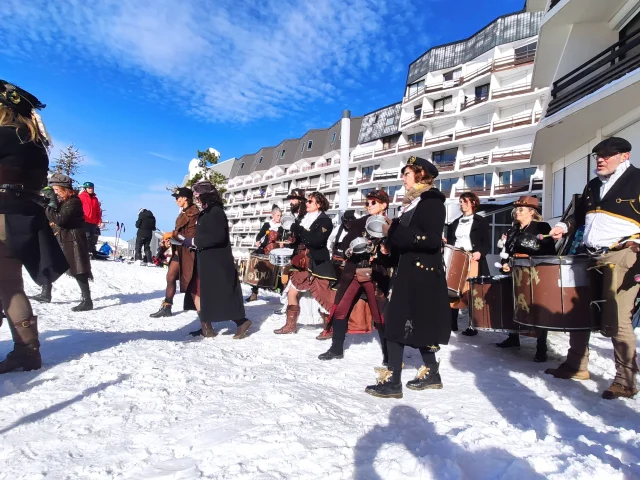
top-left (233, 318), bottom-right (252, 339)
top-left (274, 305), bottom-right (299, 334)
top-left (189, 320), bottom-right (217, 338)
top-left (0, 317), bottom-right (41, 374)
top-left (316, 312), bottom-right (333, 340)
top-left (544, 363), bottom-right (590, 381)
top-left (602, 382), bottom-right (638, 400)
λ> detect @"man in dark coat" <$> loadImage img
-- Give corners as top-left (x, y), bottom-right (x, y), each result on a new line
top-left (186, 181), bottom-right (251, 339)
top-left (0, 80), bottom-right (68, 373)
top-left (135, 208), bottom-right (156, 264)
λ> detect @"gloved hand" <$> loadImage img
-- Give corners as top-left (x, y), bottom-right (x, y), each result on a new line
top-left (183, 238), bottom-right (195, 249)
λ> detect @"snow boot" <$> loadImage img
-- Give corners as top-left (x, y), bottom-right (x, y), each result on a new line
top-left (189, 320), bottom-right (217, 338)
top-left (461, 327), bottom-right (478, 336)
top-left (274, 305), bottom-right (299, 334)
top-left (72, 276), bottom-right (93, 312)
top-left (245, 291), bottom-right (258, 303)
top-left (544, 363), bottom-right (589, 380)
top-left (496, 333), bottom-right (520, 348)
top-left (406, 363), bottom-right (443, 391)
top-left (318, 318), bottom-right (347, 360)
top-left (233, 318), bottom-right (252, 339)
top-left (0, 317), bottom-right (41, 374)
top-left (450, 309), bottom-right (458, 332)
top-left (364, 368), bottom-right (402, 399)
top-left (602, 382), bottom-right (638, 400)
top-left (30, 283), bottom-right (52, 304)
top-left (316, 312), bottom-right (333, 340)
top-left (150, 302), bottom-right (172, 318)
top-left (533, 349), bottom-right (548, 363)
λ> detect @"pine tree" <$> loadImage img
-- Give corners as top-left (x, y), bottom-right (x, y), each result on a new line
top-left (185, 147), bottom-right (227, 200)
top-left (50, 144), bottom-right (85, 179)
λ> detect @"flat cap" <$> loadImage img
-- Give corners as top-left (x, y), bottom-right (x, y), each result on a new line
top-left (401, 156), bottom-right (439, 178)
top-left (592, 137), bottom-right (632, 157)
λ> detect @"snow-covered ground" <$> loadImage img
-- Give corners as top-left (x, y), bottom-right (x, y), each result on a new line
top-left (0, 261), bottom-right (638, 479)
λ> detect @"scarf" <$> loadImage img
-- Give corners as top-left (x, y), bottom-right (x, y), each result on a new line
top-left (401, 183), bottom-right (432, 215)
top-left (300, 211), bottom-right (320, 229)
top-left (268, 219), bottom-right (282, 230)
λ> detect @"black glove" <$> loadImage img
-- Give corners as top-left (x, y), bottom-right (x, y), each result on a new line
top-left (41, 188), bottom-right (58, 209)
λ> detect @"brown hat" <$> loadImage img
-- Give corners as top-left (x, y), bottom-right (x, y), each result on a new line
top-left (514, 195), bottom-right (541, 212)
top-left (365, 189), bottom-right (390, 205)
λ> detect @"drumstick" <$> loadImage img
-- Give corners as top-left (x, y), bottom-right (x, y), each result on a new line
top-left (537, 234), bottom-right (552, 240)
top-left (635, 273), bottom-right (640, 283)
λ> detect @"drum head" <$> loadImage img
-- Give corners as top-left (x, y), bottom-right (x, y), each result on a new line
top-left (365, 215), bottom-right (386, 238)
top-left (349, 237), bottom-right (369, 254)
top-left (281, 215), bottom-right (295, 230)
top-left (270, 248), bottom-right (294, 256)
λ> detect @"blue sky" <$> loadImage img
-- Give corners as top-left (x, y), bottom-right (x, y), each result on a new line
top-left (1, 0), bottom-right (524, 237)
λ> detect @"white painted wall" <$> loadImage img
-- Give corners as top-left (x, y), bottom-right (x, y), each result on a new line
top-left (498, 133), bottom-right (535, 149)
top-left (555, 23), bottom-right (618, 80)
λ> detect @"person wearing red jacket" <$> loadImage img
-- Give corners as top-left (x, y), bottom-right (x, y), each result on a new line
top-left (78, 181), bottom-right (102, 257)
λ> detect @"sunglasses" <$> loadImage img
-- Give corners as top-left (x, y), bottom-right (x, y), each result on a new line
top-left (306, 199), bottom-right (315, 204)
top-left (366, 200), bottom-right (379, 207)
top-left (514, 207), bottom-right (530, 213)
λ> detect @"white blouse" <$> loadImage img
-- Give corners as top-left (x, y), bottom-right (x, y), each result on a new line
top-left (454, 215), bottom-right (474, 251)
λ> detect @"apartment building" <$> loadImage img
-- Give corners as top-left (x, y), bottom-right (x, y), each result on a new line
top-left (527, 0), bottom-right (640, 222)
top-left (222, 7), bottom-right (549, 254)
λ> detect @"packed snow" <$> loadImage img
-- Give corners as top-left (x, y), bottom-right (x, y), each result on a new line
top-left (0, 261), bottom-right (638, 479)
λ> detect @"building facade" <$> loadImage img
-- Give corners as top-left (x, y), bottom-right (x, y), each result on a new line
top-left (528, 0), bottom-right (640, 222)
top-left (222, 7), bottom-right (549, 256)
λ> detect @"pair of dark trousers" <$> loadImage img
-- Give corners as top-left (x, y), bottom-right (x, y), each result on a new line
top-left (135, 236), bottom-right (152, 263)
top-left (0, 215), bottom-right (33, 325)
top-left (387, 340), bottom-right (438, 383)
top-left (84, 222), bottom-right (100, 256)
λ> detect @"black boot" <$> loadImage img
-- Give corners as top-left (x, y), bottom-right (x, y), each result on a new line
top-left (451, 308), bottom-right (459, 332)
top-left (245, 287), bottom-right (258, 303)
top-left (0, 317), bottom-right (41, 374)
top-left (150, 302), bottom-right (172, 318)
top-left (406, 362), bottom-right (443, 390)
top-left (72, 275), bottom-right (93, 312)
top-left (376, 323), bottom-right (388, 366)
top-left (496, 333), bottom-right (520, 348)
top-left (319, 318), bottom-right (347, 360)
top-left (30, 283), bottom-right (52, 304)
top-left (534, 329), bottom-right (548, 362)
top-left (189, 320), bottom-right (217, 338)
top-left (364, 368), bottom-right (402, 399)
top-left (461, 327), bottom-right (478, 336)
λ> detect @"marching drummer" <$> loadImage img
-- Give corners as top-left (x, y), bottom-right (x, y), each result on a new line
top-left (274, 192), bottom-right (336, 334)
top-left (318, 189), bottom-right (392, 362)
top-left (547, 137), bottom-right (640, 400)
top-left (245, 205), bottom-right (284, 303)
top-left (496, 196), bottom-right (555, 362)
top-left (445, 192), bottom-right (491, 336)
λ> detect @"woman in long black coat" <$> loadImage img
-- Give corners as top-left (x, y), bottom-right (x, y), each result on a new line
top-left (45, 173), bottom-right (94, 312)
top-left (0, 80), bottom-right (68, 374)
top-left (446, 191), bottom-right (491, 335)
top-left (187, 181), bottom-right (251, 339)
top-left (365, 156), bottom-right (450, 399)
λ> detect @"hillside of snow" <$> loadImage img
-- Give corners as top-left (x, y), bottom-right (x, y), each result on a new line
top-left (0, 261), bottom-right (637, 479)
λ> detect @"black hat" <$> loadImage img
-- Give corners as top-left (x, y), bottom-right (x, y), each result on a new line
top-left (49, 173), bottom-right (73, 189)
top-left (172, 187), bottom-right (193, 199)
top-left (192, 181), bottom-right (214, 195)
top-left (342, 210), bottom-right (356, 221)
top-left (286, 188), bottom-right (306, 201)
top-left (0, 80), bottom-right (46, 117)
top-left (592, 137), bottom-right (632, 157)
top-left (401, 156), bottom-right (439, 178)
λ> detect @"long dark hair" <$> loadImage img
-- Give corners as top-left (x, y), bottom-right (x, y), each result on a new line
top-left (198, 188), bottom-right (224, 209)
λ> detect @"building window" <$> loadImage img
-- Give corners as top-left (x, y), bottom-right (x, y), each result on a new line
top-left (413, 104), bottom-right (422, 118)
top-left (386, 185), bottom-right (402, 199)
top-left (464, 173), bottom-right (492, 190)
top-left (258, 156), bottom-right (263, 164)
top-left (475, 83), bottom-right (490, 100)
top-left (240, 162), bottom-right (245, 169)
top-left (301, 142), bottom-right (305, 153)
top-left (362, 166), bottom-right (376, 178)
top-left (280, 149), bottom-right (286, 158)
top-left (432, 147), bottom-right (457, 167)
top-left (443, 68), bottom-right (462, 82)
top-left (361, 188), bottom-right (375, 198)
top-left (514, 41), bottom-right (537, 60)
top-left (307, 140), bottom-right (313, 150)
top-left (385, 117), bottom-right (395, 126)
top-left (331, 132), bottom-right (337, 144)
top-left (407, 131), bottom-right (424, 145)
top-left (433, 95), bottom-right (453, 113)
top-left (511, 167), bottom-right (537, 184)
top-left (436, 177), bottom-right (456, 192)
top-left (407, 80), bottom-right (424, 98)
top-left (374, 114), bottom-right (379, 122)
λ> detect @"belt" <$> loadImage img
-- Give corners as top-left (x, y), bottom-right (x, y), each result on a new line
top-left (587, 241), bottom-right (637, 256)
top-left (0, 166), bottom-right (47, 190)
top-left (0, 183), bottom-right (40, 193)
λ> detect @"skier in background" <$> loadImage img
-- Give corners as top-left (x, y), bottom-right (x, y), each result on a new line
top-left (135, 208), bottom-right (156, 265)
top-left (79, 181), bottom-right (103, 258)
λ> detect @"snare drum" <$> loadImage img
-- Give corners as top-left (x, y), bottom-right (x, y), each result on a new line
top-left (269, 248), bottom-right (294, 267)
top-left (468, 275), bottom-right (532, 333)
top-left (443, 245), bottom-right (471, 298)
top-left (512, 255), bottom-right (602, 331)
top-left (242, 254), bottom-right (279, 288)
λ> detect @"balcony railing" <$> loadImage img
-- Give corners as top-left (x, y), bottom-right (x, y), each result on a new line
top-left (493, 50), bottom-right (536, 71)
top-left (456, 186), bottom-right (491, 196)
top-left (301, 166), bottom-right (313, 172)
top-left (494, 179), bottom-right (543, 195)
top-left (374, 146), bottom-right (396, 157)
top-left (458, 154), bottom-right (489, 169)
top-left (461, 95), bottom-right (489, 111)
top-left (433, 159), bottom-right (456, 172)
top-left (423, 108), bottom-right (456, 119)
top-left (373, 171), bottom-right (399, 181)
top-left (456, 123), bottom-right (491, 139)
top-left (356, 175), bottom-right (372, 185)
top-left (492, 83), bottom-right (534, 99)
top-left (424, 133), bottom-right (454, 146)
top-left (493, 112), bottom-right (533, 131)
top-left (398, 140), bottom-right (423, 152)
top-left (491, 148), bottom-right (532, 163)
top-left (351, 199), bottom-right (367, 207)
top-left (273, 189), bottom-right (288, 196)
top-left (353, 151), bottom-right (374, 162)
top-left (276, 171), bottom-right (285, 177)
top-left (547, 27), bottom-right (640, 117)
top-left (401, 115), bottom-right (421, 128)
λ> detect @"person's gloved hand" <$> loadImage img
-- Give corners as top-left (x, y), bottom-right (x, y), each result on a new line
top-left (183, 238), bottom-right (195, 249)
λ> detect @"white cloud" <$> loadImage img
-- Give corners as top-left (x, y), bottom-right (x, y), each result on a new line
top-left (0, 0), bottom-right (433, 123)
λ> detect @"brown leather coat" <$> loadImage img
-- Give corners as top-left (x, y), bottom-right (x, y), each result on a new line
top-left (173, 203), bottom-right (199, 293)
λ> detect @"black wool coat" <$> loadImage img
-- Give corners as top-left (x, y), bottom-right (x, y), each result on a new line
top-left (384, 189), bottom-right (451, 348)
top-left (504, 221), bottom-right (555, 259)
top-left (135, 210), bottom-right (156, 239)
top-left (290, 212), bottom-right (336, 280)
top-left (446, 214), bottom-right (491, 276)
top-left (0, 127), bottom-right (68, 285)
top-left (46, 197), bottom-right (92, 277)
top-left (195, 203), bottom-right (245, 323)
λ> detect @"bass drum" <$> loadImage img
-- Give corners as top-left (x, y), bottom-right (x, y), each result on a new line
top-left (468, 275), bottom-right (533, 333)
top-left (242, 254), bottom-right (280, 288)
top-left (443, 245), bottom-right (471, 298)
